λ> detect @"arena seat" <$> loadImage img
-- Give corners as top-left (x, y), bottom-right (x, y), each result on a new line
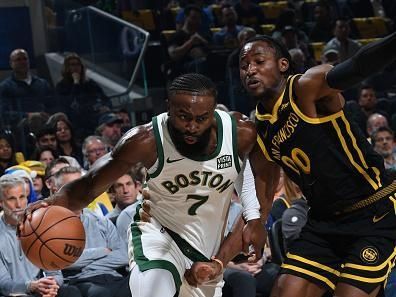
top-left (121, 9), bottom-right (156, 32)
top-left (259, 1), bottom-right (288, 21)
top-left (352, 17), bottom-right (389, 39)
top-left (260, 24), bottom-right (275, 35)
top-left (309, 42), bottom-right (325, 63)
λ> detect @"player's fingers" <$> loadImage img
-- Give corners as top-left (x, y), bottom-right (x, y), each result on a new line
top-left (142, 189), bottom-right (151, 200)
top-left (26, 201), bottom-right (49, 221)
top-left (184, 269), bottom-right (198, 287)
top-left (142, 199), bottom-right (152, 212)
top-left (139, 207), bottom-right (151, 222)
top-left (248, 252), bottom-right (260, 263)
top-left (195, 264), bottom-right (214, 284)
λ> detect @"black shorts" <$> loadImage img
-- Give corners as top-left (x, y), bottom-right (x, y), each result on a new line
top-left (281, 193), bottom-right (396, 294)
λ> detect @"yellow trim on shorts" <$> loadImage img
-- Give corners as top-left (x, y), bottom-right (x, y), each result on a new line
top-left (286, 253), bottom-right (341, 276)
top-left (332, 119), bottom-right (379, 190)
top-left (340, 272), bottom-right (388, 283)
top-left (257, 135), bottom-right (273, 162)
top-left (344, 248), bottom-right (396, 271)
top-left (282, 264), bottom-right (336, 290)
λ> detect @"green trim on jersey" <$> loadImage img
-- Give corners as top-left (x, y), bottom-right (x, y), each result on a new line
top-left (231, 114), bottom-right (241, 173)
top-left (149, 116), bottom-right (164, 179)
top-left (131, 205), bottom-right (182, 290)
top-left (187, 111), bottom-right (224, 161)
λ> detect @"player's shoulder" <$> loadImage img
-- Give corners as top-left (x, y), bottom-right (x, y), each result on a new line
top-left (113, 121), bottom-right (156, 157)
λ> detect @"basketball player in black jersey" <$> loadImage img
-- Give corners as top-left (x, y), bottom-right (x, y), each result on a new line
top-left (188, 33), bottom-right (396, 296)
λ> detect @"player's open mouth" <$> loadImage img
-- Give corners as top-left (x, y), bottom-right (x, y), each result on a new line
top-left (246, 78), bottom-right (261, 88)
top-left (184, 136), bottom-right (197, 144)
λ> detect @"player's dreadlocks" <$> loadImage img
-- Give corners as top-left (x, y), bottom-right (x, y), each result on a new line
top-left (168, 73), bottom-right (217, 101)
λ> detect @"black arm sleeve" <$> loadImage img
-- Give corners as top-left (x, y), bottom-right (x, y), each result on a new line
top-left (326, 31), bottom-right (396, 90)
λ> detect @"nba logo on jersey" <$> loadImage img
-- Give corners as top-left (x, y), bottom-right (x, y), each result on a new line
top-left (217, 155), bottom-right (232, 169)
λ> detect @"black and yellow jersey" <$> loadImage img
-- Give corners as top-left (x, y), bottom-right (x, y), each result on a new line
top-left (255, 75), bottom-right (389, 216)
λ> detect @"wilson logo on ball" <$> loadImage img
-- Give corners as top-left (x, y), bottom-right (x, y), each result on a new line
top-left (63, 243), bottom-right (83, 257)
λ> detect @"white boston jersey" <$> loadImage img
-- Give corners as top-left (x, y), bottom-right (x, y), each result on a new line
top-left (147, 110), bottom-right (242, 259)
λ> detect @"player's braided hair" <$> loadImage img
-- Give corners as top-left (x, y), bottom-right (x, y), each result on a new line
top-left (241, 35), bottom-right (295, 76)
top-left (168, 73), bottom-right (217, 101)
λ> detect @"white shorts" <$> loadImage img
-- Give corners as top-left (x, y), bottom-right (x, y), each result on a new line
top-left (128, 217), bottom-right (224, 297)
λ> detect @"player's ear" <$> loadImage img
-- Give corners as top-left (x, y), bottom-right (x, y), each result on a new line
top-left (279, 58), bottom-right (289, 73)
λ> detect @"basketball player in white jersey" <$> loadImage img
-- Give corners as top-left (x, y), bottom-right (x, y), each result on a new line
top-left (23, 73), bottom-right (269, 297)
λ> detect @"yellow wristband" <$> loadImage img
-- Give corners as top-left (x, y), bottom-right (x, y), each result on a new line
top-left (211, 256), bottom-right (224, 271)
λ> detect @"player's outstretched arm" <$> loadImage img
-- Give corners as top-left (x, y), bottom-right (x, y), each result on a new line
top-left (326, 31), bottom-right (396, 90)
top-left (44, 123), bottom-right (156, 212)
top-left (296, 31), bottom-right (396, 103)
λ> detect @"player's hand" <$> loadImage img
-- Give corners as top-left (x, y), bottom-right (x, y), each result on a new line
top-left (30, 277), bottom-right (59, 295)
top-left (184, 260), bottom-right (222, 287)
top-left (17, 199), bottom-right (51, 237)
top-left (242, 218), bottom-right (266, 262)
top-left (139, 189), bottom-right (153, 222)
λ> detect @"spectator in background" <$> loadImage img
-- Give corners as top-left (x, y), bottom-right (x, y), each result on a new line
top-left (323, 18), bottom-right (361, 62)
top-left (47, 113), bottom-right (83, 165)
top-left (106, 170), bottom-right (141, 222)
top-left (3, 165), bottom-right (37, 204)
top-left (55, 53), bottom-right (110, 138)
top-left (115, 109), bottom-right (132, 133)
top-left (115, 164), bottom-right (145, 248)
top-left (367, 113), bottom-right (389, 139)
top-left (0, 134), bottom-right (17, 176)
top-left (371, 126), bottom-right (396, 172)
top-left (308, 0), bottom-right (335, 42)
top-left (44, 156), bottom-right (113, 217)
top-left (288, 48), bottom-right (307, 74)
top-left (213, 4), bottom-right (243, 49)
top-left (34, 125), bottom-right (57, 152)
top-left (234, 0), bottom-right (265, 32)
top-left (321, 47), bottom-right (340, 65)
top-left (272, 8), bottom-right (309, 44)
top-left (53, 166), bottom-right (130, 297)
top-left (358, 85), bottom-right (379, 118)
top-left (0, 175), bottom-right (81, 297)
top-left (44, 157), bottom-right (71, 196)
top-left (226, 26), bottom-right (256, 114)
top-left (175, 0), bottom-right (214, 33)
top-left (95, 113), bottom-right (123, 149)
top-left (0, 49), bottom-right (53, 122)
top-left (20, 160), bottom-right (47, 200)
top-left (280, 26), bottom-right (315, 68)
top-left (82, 136), bottom-right (108, 170)
top-left (34, 146), bottom-right (59, 166)
top-left (168, 5), bottom-right (212, 77)
top-left (15, 112), bottom-right (50, 158)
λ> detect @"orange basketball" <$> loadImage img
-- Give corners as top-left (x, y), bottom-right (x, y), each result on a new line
top-left (19, 205), bottom-right (86, 271)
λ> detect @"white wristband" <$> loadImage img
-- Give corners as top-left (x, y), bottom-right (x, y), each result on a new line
top-left (243, 208), bottom-right (261, 221)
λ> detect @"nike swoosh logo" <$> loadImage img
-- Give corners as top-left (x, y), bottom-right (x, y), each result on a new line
top-left (373, 211), bottom-right (390, 223)
top-left (166, 157), bottom-right (184, 163)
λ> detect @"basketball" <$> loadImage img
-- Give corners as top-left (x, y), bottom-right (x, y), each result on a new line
top-left (19, 205), bottom-right (86, 271)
